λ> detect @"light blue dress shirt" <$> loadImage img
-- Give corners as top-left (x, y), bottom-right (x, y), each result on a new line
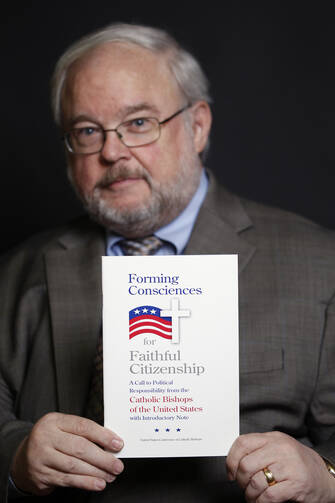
top-left (106, 170), bottom-right (208, 256)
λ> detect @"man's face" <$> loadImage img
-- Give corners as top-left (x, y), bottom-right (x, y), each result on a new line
top-left (61, 43), bottom-right (206, 237)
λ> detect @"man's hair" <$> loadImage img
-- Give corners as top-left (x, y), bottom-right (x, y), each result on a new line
top-left (51, 22), bottom-right (212, 125)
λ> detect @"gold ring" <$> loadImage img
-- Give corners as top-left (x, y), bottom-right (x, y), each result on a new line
top-left (263, 467), bottom-right (276, 486)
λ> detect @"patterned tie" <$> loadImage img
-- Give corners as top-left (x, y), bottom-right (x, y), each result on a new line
top-left (85, 236), bottom-right (163, 425)
top-left (119, 235), bottom-right (163, 256)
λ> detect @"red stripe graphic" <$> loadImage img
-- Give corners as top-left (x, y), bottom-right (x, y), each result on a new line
top-left (129, 328), bottom-right (172, 340)
top-left (130, 320), bottom-right (172, 332)
top-left (129, 315), bottom-right (172, 340)
top-left (129, 314), bottom-right (171, 326)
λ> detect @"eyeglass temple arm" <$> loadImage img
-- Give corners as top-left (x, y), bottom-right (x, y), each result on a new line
top-left (159, 104), bottom-right (192, 125)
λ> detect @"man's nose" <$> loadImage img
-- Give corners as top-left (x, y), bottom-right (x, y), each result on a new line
top-left (100, 130), bottom-right (131, 162)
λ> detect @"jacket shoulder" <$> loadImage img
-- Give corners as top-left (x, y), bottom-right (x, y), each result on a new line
top-left (236, 196), bottom-right (335, 264)
top-left (0, 217), bottom-right (104, 288)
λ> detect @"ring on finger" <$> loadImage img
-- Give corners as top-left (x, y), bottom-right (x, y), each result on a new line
top-left (263, 467), bottom-right (276, 486)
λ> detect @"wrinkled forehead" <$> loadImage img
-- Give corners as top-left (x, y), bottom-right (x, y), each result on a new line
top-left (61, 42), bottom-right (184, 122)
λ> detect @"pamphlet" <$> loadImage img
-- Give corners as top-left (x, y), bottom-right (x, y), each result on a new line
top-left (102, 254), bottom-right (239, 457)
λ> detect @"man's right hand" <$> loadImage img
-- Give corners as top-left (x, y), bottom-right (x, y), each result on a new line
top-left (10, 412), bottom-right (124, 495)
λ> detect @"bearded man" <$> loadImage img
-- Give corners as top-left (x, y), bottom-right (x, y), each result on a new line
top-left (1, 23), bottom-right (335, 503)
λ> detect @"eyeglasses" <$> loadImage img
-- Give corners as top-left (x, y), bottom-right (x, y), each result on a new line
top-left (63, 104), bottom-right (191, 155)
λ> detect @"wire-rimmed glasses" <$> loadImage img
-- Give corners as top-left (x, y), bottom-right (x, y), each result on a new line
top-left (63, 104), bottom-right (191, 155)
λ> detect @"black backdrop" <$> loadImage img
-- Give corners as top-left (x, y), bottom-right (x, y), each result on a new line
top-left (1, 3), bottom-right (334, 253)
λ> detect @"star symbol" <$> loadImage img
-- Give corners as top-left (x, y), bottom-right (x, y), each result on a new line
top-left (166, 428), bottom-right (170, 432)
top-left (142, 308), bottom-right (148, 313)
top-left (155, 428), bottom-right (159, 432)
top-left (150, 309), bottom-right (156, 314)
top-left (134, 309), bottom-right (140, 314)
top-left (176, 428), bottom-right (181, 432)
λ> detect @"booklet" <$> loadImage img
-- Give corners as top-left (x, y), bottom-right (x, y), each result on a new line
top-left (102, 254), bottom-right (239, 458)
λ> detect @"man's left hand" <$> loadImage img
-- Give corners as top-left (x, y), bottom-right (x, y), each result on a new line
top-left (226, 431), bottom-right (335, 502)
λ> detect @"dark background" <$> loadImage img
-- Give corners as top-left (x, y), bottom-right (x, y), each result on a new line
top-left (1, 3), bottom-right (334, 253)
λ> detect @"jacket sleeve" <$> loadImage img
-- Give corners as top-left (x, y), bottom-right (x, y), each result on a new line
top-left (309, 289), bottom-right (335, 464)
top-left (0, 246), bottom-right (55, 503)
top-left (0, 416), bottom-right (32, 502)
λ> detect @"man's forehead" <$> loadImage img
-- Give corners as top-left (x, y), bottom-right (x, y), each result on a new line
top-left (62, 42), bottom-right (182, 122)
top-left (68, 42), bottom-right (173, 86)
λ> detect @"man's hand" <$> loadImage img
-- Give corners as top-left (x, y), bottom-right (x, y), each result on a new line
top-left (10, 412), bottom-right (124, 495)
top-left (226, 431), bottom-right (335, 503)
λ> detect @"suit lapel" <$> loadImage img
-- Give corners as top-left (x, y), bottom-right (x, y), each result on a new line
top-left (185, 174), bottom-right (256, 273)
top-left (45, 222), bottom-right (105, 415)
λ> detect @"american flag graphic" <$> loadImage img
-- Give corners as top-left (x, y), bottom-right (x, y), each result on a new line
top-left (129, 305), bottom-right (172, 340)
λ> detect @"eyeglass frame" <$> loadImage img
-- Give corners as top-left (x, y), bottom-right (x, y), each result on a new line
top-left (62, 104), bottom-right (191, 155)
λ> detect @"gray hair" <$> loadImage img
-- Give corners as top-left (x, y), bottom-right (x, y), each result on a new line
top-left (51, 23), bottom-right (212, 125)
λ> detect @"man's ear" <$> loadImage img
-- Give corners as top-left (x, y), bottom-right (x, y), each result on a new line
top-left (190, 101), bottom-right (212, 154)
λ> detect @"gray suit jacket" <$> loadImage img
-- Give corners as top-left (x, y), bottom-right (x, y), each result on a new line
top-left (1, 176), bottom-right (335, 502)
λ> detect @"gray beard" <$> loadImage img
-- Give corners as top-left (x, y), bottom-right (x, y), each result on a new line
top-left (85, 180), bottom-right (173, 237)
top-left (68, 139), bottom-right (203, 238)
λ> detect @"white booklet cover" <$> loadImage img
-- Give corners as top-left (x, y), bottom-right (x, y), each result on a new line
top-left (102, 254), bottom-right (239, 458)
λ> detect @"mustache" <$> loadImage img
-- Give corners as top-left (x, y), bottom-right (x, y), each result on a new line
top-left (96, 165), bottom-right (152, 189)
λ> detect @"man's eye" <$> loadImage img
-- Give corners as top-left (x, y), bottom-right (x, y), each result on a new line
top-left (76, 127), bottom-right (98, 136)
top-left (70, 127), bottom-right (101, 147)
top-left (131, 118), bottom-right (147, 128)
top-left (125, 118), bottom-right (153, 133)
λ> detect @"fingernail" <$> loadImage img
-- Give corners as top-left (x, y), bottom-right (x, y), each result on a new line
top-left (106, 474), bottom-right (116, 483)
top-left (111, 438), bottom-right (124, 450)
top-left (95, 479), bottom-right (106, 490)
top-left (113, 459), bottom-right (124, 475)
top-left (227, 470), bottom-right (234, 481)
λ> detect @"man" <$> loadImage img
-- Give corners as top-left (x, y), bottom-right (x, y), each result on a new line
top-left (1, 22), bottom-right (335, 503)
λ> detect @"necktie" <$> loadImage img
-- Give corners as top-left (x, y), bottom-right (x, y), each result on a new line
top-left (85, 236), bottom-right (163, 425)
top-left (119, 235), bottom-right (163, 256)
